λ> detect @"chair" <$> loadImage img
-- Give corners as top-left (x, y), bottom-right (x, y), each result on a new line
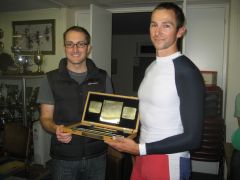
top-left (191, 117), bottom-right (225, 180)
top-left (0, 122), bottom-right (31, 178)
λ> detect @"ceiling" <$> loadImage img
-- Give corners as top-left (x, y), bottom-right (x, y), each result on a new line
top-left (0, 0), bottom-right (229, 13)
top-left (0, 0), bottom-right (229, 35)
top-left (0, 0), bottom-right (163, 12)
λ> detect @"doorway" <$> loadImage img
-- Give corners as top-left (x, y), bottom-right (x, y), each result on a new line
top-left (111, 12), bottom-right (153, 96)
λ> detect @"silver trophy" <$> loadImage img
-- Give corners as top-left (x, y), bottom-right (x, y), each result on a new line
top-left (33, 50), bottom-right (43, 73)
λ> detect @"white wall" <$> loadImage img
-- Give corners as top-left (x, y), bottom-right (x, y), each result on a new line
top-left (0, 8), bottom-right (76, 73)
top-left (185, 4), bottom-right (227, 89)
top-left (225, 0), bottom-right (240, 142)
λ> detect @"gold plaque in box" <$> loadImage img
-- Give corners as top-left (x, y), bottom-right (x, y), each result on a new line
top-left (122, 107), bottom-right (137, 120)
top-left (100, 100), bottom-right (123, 124)
top-left (63, 92), bottom-right (140, 141)
top-left (89, 101), bottom-right (102, 114)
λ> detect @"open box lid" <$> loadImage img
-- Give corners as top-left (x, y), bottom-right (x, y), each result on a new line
top-left (81, 91), bottom-right (140, 134)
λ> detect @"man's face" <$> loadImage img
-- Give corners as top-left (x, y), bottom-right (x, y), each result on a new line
top-left (150, 9), bottom-right (185, 56)
top-left (64, 30), bottom-right (91, 65)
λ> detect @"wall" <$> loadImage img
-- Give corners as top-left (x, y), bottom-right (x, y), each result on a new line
top-left (225, 0), bottom-right (240, 142)
top-left (0, 8), bottom-right (76, 73)
top-left (185, 4), bottom-right (226, 89)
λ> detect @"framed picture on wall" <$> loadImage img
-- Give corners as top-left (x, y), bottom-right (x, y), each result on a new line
top-left (12, 19), bottom-right (55, 55)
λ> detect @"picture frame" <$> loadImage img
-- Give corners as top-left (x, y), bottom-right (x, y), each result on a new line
top-left (12, 19), bottom-right (55, 55)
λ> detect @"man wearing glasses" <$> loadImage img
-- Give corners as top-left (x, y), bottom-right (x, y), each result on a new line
top-left (38, 26), bottom-right (113, 180)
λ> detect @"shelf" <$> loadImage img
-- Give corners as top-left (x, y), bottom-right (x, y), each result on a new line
top-left (0, 75), bottom-right (43, 126)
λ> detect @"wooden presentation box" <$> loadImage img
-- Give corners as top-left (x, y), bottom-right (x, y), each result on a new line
top-left (63, 92), bottom-right (140, 141)
top-left (201, 71), bottom-right (217, 87)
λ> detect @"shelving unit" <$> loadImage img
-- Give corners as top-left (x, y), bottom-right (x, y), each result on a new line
top-left (191, 86), bottom-right (225, 179)
top-left (0, 75), bottom-right (43, 126)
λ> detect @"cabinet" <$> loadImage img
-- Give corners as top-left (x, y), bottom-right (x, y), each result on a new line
top-left (191, 86), bottom-right (225, 179)
top-left (0, 75), bottom-right (43, 127)
top-left (0, 75), bottom-right (53, 166)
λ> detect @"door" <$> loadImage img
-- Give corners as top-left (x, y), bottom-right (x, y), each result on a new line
top-left (185, 5), bottom-right (227, 89)
top-left (90, 4), bottom-right (112, 75)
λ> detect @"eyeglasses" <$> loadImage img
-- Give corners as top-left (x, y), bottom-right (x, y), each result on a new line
top-left (64, 41), bottom-right (89, 48)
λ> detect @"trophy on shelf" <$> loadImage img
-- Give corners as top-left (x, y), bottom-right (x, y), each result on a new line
top-left (12, 48), bottom-right (31, 74)
top-left (11, 33), bottom-right (31, 74)
top-left (33, 49), bottom-right (44, 74)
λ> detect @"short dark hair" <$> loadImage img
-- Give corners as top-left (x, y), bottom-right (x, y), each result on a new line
top-left (63, 26), bottom-right (91, 44)
top-left (152, 2), bottom-right (185, 30)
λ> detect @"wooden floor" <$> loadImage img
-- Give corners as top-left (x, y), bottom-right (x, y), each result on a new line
top-left (5, 164), bottom-right (221, 180)
top-left (191, 172), bottom-right (219, 180)
top-left (4, 164), bottom-right (51, 180)
top-left (9, 171), bottom-right (220, 180)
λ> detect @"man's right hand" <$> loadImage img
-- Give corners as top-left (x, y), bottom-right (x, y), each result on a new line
top-left (56, 125), bottom-right (72, 143)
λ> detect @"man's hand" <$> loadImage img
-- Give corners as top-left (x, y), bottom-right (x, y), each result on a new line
top-left (105, 137), bottom-right (140, 155)
top-left (56, 125), bottom-right (72, 143)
